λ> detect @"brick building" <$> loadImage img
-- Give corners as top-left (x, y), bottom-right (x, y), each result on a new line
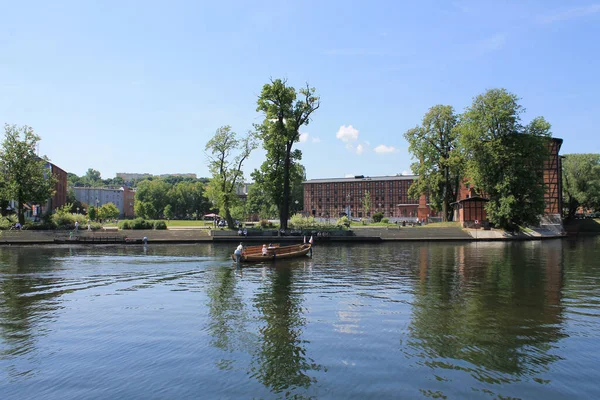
top-left (303, 175), bottom-right (432, 221)
top-left (452, 137), bottom-right (563, 225)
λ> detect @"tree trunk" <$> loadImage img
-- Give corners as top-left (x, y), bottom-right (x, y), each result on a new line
top-left (280, 144), bottom-right (292, 230)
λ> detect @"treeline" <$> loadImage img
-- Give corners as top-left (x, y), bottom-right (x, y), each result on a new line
top-left (405, 89), bottom-right (554, 231)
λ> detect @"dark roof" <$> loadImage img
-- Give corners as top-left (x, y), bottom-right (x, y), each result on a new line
top-left (303, 175), bottom-right (418, 184)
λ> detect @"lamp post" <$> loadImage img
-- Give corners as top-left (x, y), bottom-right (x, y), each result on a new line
top-left (346, 193), bottom-right (351, 219)
top-left (295, 200), bottom-right (299, 215)
top-left (77, 207), bottom-right (80, 214)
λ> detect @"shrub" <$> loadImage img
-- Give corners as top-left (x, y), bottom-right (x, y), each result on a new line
top-left (290, 214), bottom-right (316, 229)
top-left (0, 216), bottom-right (17, 230)
top-left (336, 216), bottom-right (350, 228)
top-left (259, 219), bottom-right (270, 228)
top-left (153, 220), bottom-right (167, 230)
top-left (381, 218), bottom-right (389, 224)
top-left (373, 212), bottom-right (384, 223)
top-left (131, 218), bottom-right (153, 229)
top-left (23, 222), bottom-right (56, 230)
top-left (118, 220), bottom-right (132, 229)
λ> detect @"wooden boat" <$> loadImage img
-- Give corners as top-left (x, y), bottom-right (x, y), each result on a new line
top-left (232, 243), bottom-right (311, 263)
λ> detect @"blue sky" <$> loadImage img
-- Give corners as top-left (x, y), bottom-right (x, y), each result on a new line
top-left (1, 0), bottom-right (599, 181)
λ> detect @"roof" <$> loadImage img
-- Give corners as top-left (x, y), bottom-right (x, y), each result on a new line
top-left (303, 175), bottom-right (419, 184)
top-left (451, 196), bottom-right (489, 205)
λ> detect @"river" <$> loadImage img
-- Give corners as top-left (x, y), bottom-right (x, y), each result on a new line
top-left (1, 239), bottom-right (599, 399)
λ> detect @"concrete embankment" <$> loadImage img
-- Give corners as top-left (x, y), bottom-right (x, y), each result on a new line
top-left (0, 226), bottom-right (565, 245)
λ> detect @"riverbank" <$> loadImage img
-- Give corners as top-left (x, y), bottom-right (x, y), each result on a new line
top-left (0, 225), bottom-right (569, 245)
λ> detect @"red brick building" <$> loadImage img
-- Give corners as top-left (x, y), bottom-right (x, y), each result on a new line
top-left (45, 161), bottom-right (68, 212)
top-left (302, 175), bottom-right (432, 220)
top-left (123, 186), bottom-right (136, 218)
top-left (453, 137), bottom-right (563, 225)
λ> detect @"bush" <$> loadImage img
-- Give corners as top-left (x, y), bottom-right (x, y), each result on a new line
top-left (336, 216), bottom-right (350, 228)
top-left (153, 220), bottom-right (167, 230)
top-left (118, 220), bottom-right (132, 229)
top-left (0, 216), bottom-right (17, 230)
top-left (381, 218), bottom-right (389, 224)
top-left (373, 212), bottom-right (384, 223)
top-left (23, 222), bottom-right (56, 230)
top-left (259, 219), bottom-right (271, 228)
top-left (131, 218), bottom-right (153, 230)
top-left (290, 214), bottom-right (315, 229)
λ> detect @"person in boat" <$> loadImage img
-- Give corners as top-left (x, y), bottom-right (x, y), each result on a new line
top-left (234, 242), bottom-right (244, 263)
top-left (262, 244), bottom-right (268, 256)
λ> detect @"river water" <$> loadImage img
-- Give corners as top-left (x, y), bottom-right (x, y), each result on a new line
top-left (1, 239), bottom-right (599, 399)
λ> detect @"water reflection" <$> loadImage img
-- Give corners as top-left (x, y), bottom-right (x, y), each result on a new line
top-left (251, 265), bottom-right (322, 395)
top-left (406, 241), bottom-right (567, 395)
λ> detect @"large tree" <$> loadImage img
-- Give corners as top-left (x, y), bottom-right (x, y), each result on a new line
top-left (404, 105), bottom-right (461, 221)
top-left (457, 89), bottom-right (551, 231)
top-left (0, 124), bottom-right (56, 224)
top-left (255, 78), bottom-right (319, 230)
top-left (134, 179), bottom-right (170, 219)
top-left (562, 153), bottom-right (600, 219)
top-left (205, 125), bottom-right (256, 228)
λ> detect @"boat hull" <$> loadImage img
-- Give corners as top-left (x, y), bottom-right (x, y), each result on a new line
top-left (232, 243), bottom-right (311, 263)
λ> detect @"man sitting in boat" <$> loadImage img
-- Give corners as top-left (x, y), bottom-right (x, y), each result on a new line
top-left (262, 244), bottom-right (268, 256)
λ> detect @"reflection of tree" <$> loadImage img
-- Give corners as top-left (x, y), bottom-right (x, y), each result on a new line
top-left (206, 266), bottom-right (253, 369)
top-left (0, 248), bottom-right (64, 376)
top-left (407, 242), bottom-right (566, 384)
top-left (251, 265), bottom-right (322, 395)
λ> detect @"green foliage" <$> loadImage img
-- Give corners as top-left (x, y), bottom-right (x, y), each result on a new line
top-left (205, 125), bottom-right (256, 229)
top-left (135, 180), bottom-right (170, 219)
top-left (457, 89), bottom-right (550, 231)
top-left (381, 218), bottom-right (390, 224)
top-left (163, 204), bottom-right (174, 220)
top-left (0, 215), bottom-right (17, 230)
top-left (134, 201), bottom-right (147, 219)
top-left (562, 154), bottom-right (600, 219)
top-left (0, 124), bottom-right (56, 224)
top-left (254, 78), bottom-right (319, 229)
top-left (372, 212), bottom-right (384, 223)
top-left (119, 218), bottom-right (166, 230)
top-left (289, 214), bottom-right (315, 229)
top-left (118, 220), bottom-right (131, 229)
top-left (88, 206), bottom-right (97, 221)
top-left (404, 105), bottom-right (461, 221)
top-left (98, 202), bottom-right (120, 221)
top-left (153, 220), bottom-right (167, 230)
top-left (361, 190), bottom-right (372, 219)
top-left (337, 215), bottom-right (350, 228)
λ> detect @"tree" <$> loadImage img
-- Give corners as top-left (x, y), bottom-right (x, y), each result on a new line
top-left (205, 126), bottom-right (256, 228)
top-left (457, 89), bottom-right (551, 231)
top-left (135, 179), bottom-right (170, 219)
top-left (98, 202), bottom-right (120, 220)
top-left (134, 201), bottom-right (147, 219)
top-left (361, 190), bottom-right (372, 221)
top-left (88, 206), bottom-right (97, 221)
top-left (562, 154), bottom-right (600, 219)
top-left (0, 124), bottom-right (56, 224)
top-left (404, 105), bottom-right (461, 221)
top-left (163, 204), bottom-right (174, 220)
top-left (169, 181), bottom-right (209, 219)
top-left (255, 78), bottom-right (320, 229)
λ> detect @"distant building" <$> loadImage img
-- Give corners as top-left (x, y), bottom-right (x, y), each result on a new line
top-left (73, 187), bottom-right (129, 217)
top-left (116, 172), bottom-right (197, 183)
top-left (303, 175), bottom-right (431, 221)
top-left (235, 183), bottom-right (253, 200)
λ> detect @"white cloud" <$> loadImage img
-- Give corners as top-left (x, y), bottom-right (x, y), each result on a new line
top-left (312, 137), bottom-right (321, 143)
top-left (374, 144), bottom-right (397, 154)
top-left (402, 170), bottom-right (411, 175)
top-left (336, 125), bottom-right (359, 142)
top-left (299, 132), bottom-right (309, 143)
top-left (364, 140), bottom-right (371, 146)
top-left (344, 174), bottom-right (355, 178)
top-left (356, 144), bottom-right (364, 155)
top-left (541, 4), bottom-right (600, 23)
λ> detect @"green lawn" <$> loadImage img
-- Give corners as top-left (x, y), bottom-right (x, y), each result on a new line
top-left (165, 220), bottom-right (215, 227)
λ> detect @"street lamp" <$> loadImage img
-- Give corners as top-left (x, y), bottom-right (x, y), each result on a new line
top-left (96, 198), bottom-right (99, 219)
top-left (295, 200), bottom-right (299, 214)
top-left (77, 207), bottom-right (80, 214)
